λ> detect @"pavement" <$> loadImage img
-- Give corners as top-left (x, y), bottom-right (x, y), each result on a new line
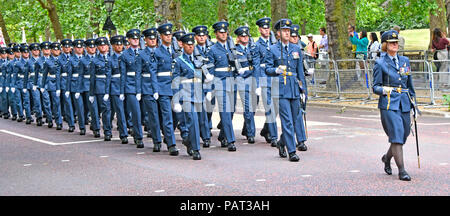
top-left (0, 101), bottom-right (448, 196)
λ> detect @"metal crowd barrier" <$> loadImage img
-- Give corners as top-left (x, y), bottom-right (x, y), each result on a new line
top-left (304, 58), bottom-right (340, 99)
top-left (334, 59), bottom-right (371, 101)
top-left (429, 59), bottom-right (450, 107)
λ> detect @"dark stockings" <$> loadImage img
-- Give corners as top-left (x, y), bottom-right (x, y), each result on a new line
top-left (385, 143), bottom-right (405, 173)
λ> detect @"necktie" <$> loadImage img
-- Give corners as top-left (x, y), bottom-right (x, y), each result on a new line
top-left (393, 57), bottom-right (398, 69)
top-left (266, 40), bottom-right (269, 47)
top-left (189, 55), bottom-right (193, 63)
top-left (223, 44), bottom-right (227, 51)
top-left (167, 47), bottom-right (171, 54)
top-left (135, 49), bottom-right (139, 56)
top-left (285, 45), bottom-right (288, 54)
top-left (244, 47), bottom-right (247, 53)
top-left (202, 47), bottom-right (205, 53)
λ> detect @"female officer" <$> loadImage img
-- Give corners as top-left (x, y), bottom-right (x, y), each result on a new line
top-left (372, 30), bottom-right (415, 181)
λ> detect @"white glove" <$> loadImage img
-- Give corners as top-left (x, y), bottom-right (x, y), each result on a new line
top-left (0, 87), bottom-right (2, 92)
top-left (32, 85), bottom-right (37, 91)
top-left (23, 89), bottom-right (27, 93)
top-left (89, 96), bottom-right (95, 103)
top-left (205, 73), bottom-right (214, 83)
top-left (206, 92), bottom-right (212, 101)
top-left (6, 87), bottom-right (9, 92)
top-left (11, 87), bottom-right (15, 93)
top-left (119, 94), bottom-right (125, 101)
top-left (103, 94), bottom-right (109, 101)
top-left (255, 87), bottom-right (261, 96)
top-left (75, 92), bottom-right (80, 99)
top-left (56, 90), bottom-right (60, 97)
top-left (65, 91), bottom-right (70, 98)
top-left (173, 103), bottom-right (182, 113)
top-left (307, 68), bottom-right (315, 75)
top-left (276, 65), bottom-right (287, 74)
top-left (136, 93), bottom-right (141, 101)
top-left (238, 68), bottom-right (246, 75)
top-left (40, 88), bottom-right (44, 93)
top-left (153, 92), bottom-right (159, 100)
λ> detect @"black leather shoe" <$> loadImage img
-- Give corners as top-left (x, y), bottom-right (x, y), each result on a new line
top-left (121, 137), bottom-right (128, 144)
top-left (68, 126), bottom-right (75, 132)
top-left (94, 130), bottom-right (100, 138)
top-left (37, 118), bottom-right (43, 126)
top-left (270, 139), bottom-right (277, 147)
top-left (104, 135), bottom-right (112, 141)
top-left (128, 128), bottom-right (134, 136)
top-left (227, 142), bottom-right (236, 152)
top-left (203, 140), bottom-right (210, 148)
top-left (182, 138), bottom-right (193, 156)
top-left (289, 152), bottom-right (300, 162)
top-left (398, 170), bottom-right (411, 181)
top-left (220, 139), bottom-right (227, 148)
top-left (247, 137), bottom-right (255, 144)
top-left (193, 150), bottom-right (201, 160)
top-left (4, 115), bottom-right (10, 119)
top-left (48, 122), bottom-right (53, 128)
top-left (80, 128), bottom-right (86, 135)
top-left (17, 117), bottom-right (23, 122)
top-left (147, 131), bottom-right (152, 138)
top-left (12, 115), bottom-right (17, 121)
top-left (153, 143), bottom-right (161, 152)
top-left (297, 142), bottom-right (308, 151)
top-left (56, 124), bottom-right (62, 130)
top-left (25, 118), bottom-right (32, 124)
top-left (381, 154), bottom-right (392, 175)
top-left (135, 139), bottom-right (144, 148)
top-left (241, 129), bottom-right (247, 137)
top-left (168, 145), bottom-right (179, 156)
top-left (277, 140), bottom-right (287, 158)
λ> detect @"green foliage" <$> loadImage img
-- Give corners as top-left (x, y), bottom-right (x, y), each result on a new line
top-left (443, 94), bottom-right (450, 111)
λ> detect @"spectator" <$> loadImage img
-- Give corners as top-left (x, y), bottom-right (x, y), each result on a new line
top-left (392, 25), bottom-right (405, 55)
top-left (348, 25), bottom-right (358, 57)
top-left (319, 27), bottom-right (328, 60)
top-left (432, 28), bottom-right (449, 86)
top-left (298, 36), bottom-right (307, 51)
top-left (349, 30), bottom-right (369, 82)
top-left (305, 33), bottom-right (318, 69)
top-left (368, 32), bottom-right (381, 60)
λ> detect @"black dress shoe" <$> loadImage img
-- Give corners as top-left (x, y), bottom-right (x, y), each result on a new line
top-left (4, 115), bottom-right (10, 119)
top-left (135, 139), bottom-right (144, 148)
top-left (289, 152), bottom-right (300, 162)
top-left (147, 131), bottom-right (152, 138)
top-left (297, 142), bottom-right (308, 151)
top-left (80, 128), bottom-right (86, 135)
top-left (68, 126), bottom-right (75, 132)
top-left (270, 139), bottom-right (277, 147)
top-left (168, 145), bottom-right (179, 156)
top-left (48, 122), bottom-right (53, 128)
top-left (17, 117), bottom-right (23, 122)
top-left (26, 118), bottom-right (32, 124)
top-left (12, 115), bottom-right (17, 121)
top-left (277, 140), bottom-right (287, 158)
top-left (193, 150), bottom-right (201, 160)
top-left (153, 142), bottom-right (161, 152)
top-left (227, 142), bottom-right (236, 152)
top-left (203, 140), bottom-right (210, 148)
top-left (56, 124), bottom-right (62, 130)
top-left (94, 130), bottom-right (100, 138)
top-left (182, 138), bottom-right (193, 156)
top-left (121, 137), bottom-right (128, 144)
top-left (104, 135), bottom-right (112, 141)
top-left (247, 137), bottom-right (255, 144)
top-left (37, 118), bottom-right (43, 126)
top-left (381, 154), bottom-right (392, 175)
top-left (398, 170), bottom-right (411, 181)
top-left (220, 139), bottom-right (227, 148)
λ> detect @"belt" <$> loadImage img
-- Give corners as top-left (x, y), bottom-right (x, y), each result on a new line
top-left (18, 74), bottom-right (24, 78)
top-left (260, 64), bottom-right (266, 67)
top-left (157, 71), bottom-right (172, 76)
top-left (142, 73), bottom-right (151, 78)
top-left (61, 73), bottom-right (68, 77)
top-left (127, 72), bottom-right (136, 76)
top-left (281, 71), bottom-right (296, 85)
top-left (72, 73), bottom-right (79, 78)
top-left (112, 74), bottom-right (120, 78)
top-left (215, 67), bottom-right (233, 72)
top-left (181, 78), bottom-right (202, 83)
top-left (382, 86), bottom-right (409, 110)
top-left (48, 74), bottom-right (56, 78)
top-left (96, 74), bottom-right (106, 78)
top-left (83, 75), bottom-right (90, 79)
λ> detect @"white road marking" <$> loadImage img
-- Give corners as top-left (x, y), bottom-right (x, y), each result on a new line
top-left (154, 190), bottom-right (165, 193)
top-left (313, 137), bottom-right (323, 140)
top-left (242, 143), bottom-right (248, 145)
top-left (61, 160), bottom-right (70, 162)
top-left (442, 132), bottom-right (449, 134)
top-left (256, 179), bottom-right (266, 182)
top-left (205, 184), bottom-right (215, 187)
top-left (23, 164), bottom-right (32, 167)
top-left (346, 135), bottom-right (355, 138)
top-left (100, 156), bottom-right (109, 158)
top-left (359, 115), bottom-right (380, 118)
top-left (136, 152), bottom-right (145, 155)
top-left (348, 170), bottom-right (360, 173)
top-left (439, 163), bottom-right (448, 166)
top-left (301, 175), bottom-right (312, 178)
top-left (331, 116), bottom-right (450, 126)
top-left (209, 146), bottom-right (216, 148)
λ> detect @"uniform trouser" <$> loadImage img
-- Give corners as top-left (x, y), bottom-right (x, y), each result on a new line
top-left (40, 89), bottom-right (51, 121)
top-left (125, 94), bottom-right (143, 140)
top-left (183, 102), bottom-right (201, 151)
top-left (124, 97), bottom-right (133, 129)
top-left (93, 94), bottom-right (112, 136)
top-left (294, 104), bottom-right (307, 143)
top-left (8, 90), bottom-right (17, 116)
top-left (216, 90), bottom-right (236, 144)
top-left (237, 87), bottom-right (256, 137)
top-left (81, 92), bottom-right (96, 130)
top-left (142, 94), bottom-right (162, 144)
top-left (86, 95), bottom-right (100, 132)
top-left (261, 87), bottom-right (278, 140)
top-left (206, 93), bottom-right (215, 130)
top-left (1, 90), bottom-right (7, 115)
top-left (157, 95), bottom-right (176, 146)
top-left (48, 91), bottom-right (62, 125)
top-left (199, 104), bottom-right (211, 141)
top-left (62, 91), bottom-right (75, 127)
top-left (276, 97), bottom-right (300, 154)
top-left (72, 93), bottom-right (85, 130)
top-left (173, 104), bottom-right (188, 139)
top-left (17, 89), bottom-right (32, 119)
top-left (31, 89), bottom-right (42, 118)
top-left (13, 90), bottom-right (24, 118)
top-left (111, 95), bottom-right (128, 138)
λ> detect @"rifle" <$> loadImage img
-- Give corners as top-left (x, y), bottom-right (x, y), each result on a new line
top-left (193, 46), bottom-right (213, 78)
top-left (270, 30), bottom-right (277, 45)
top-left (172, 36), bottom-right (183, 57)
top-left (226, 35), bottom-right (242, 71)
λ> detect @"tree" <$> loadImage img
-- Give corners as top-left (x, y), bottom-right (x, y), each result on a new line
top-left (154, 0), bottom-right (182, 30)
top-left (0, 10), bottom-right (11, 45)
top-left (447, 0), bottom-right (450, 33)
top-left (271, 0), bottom-right (288, 26)
top-left (429, 0), bottom-right (447, 48)
top-left (218, 0), bottom-right (228, 21)
top-left (37, 0), bottom-right (63, 41)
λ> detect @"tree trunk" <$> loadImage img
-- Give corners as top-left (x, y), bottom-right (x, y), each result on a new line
top-left (430, 0), bottom-right (447, 48)
top-left (45, 26), bottom-right (51, 41)
top-left (0, 10), bottom-right (10, 45)
top-left (89, 0), bottom-right (100, 37)
top-left (324, 0), bottom-right (356, 92)
top-left (218, 0), bottom-right (228, 21)
top-left (271, 0), bottom-right (288, 27)
top-left (154, 0), bottom-right (182, 30)
top-left (300, 19), bottom-right (307, 35)
top-left (446, 0), bottom-right (450, 35)
top-left (37, 0), bottom-right (64, 41)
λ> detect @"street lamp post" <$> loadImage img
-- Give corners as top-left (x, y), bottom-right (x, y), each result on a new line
top-left (102, 0), bottom-right (116, 37)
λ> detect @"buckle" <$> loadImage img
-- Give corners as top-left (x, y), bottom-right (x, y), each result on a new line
top-left (396, 88), bottom-right (402, 93)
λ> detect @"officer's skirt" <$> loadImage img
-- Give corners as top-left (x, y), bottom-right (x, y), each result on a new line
top-left (380, 108), bottom-right (411, 145)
